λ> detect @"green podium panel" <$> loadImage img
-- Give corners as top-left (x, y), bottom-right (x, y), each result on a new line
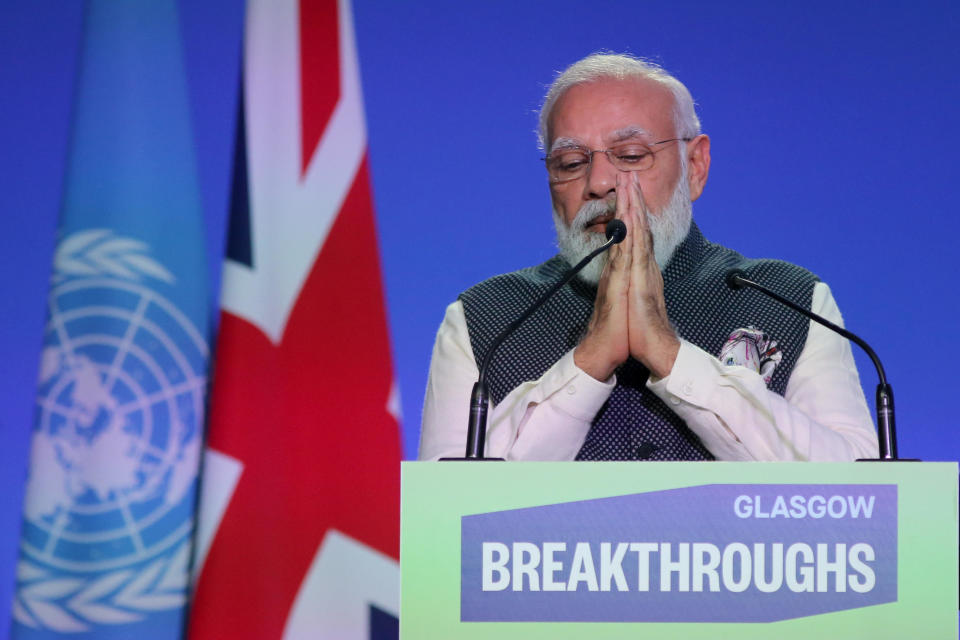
top-left (400, 461), bottom-right (958, 639)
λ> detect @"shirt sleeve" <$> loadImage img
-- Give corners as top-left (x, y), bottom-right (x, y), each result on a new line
top-left (645, 282), bottom-right (879, 461)
top-left (418, 300), bottom-right (615, 460)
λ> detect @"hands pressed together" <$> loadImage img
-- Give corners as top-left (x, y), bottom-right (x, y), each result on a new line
top-left (573, 172), bottom-right (681, 381)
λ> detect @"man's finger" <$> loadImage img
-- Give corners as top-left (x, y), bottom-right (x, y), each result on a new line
top-left (612, 173), bottom-right (633, 268)
top-left (628, 172), bottom-right (655, 261)
top-left (614, 173), bottom-right (632, 231)
top-left (631, 170), bottom-right (651, 219)
top-left (626, 173), bottom-right (645, 255)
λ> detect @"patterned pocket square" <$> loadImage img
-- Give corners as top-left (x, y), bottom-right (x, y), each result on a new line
top-left (719, 326), bottom-right (782, 385)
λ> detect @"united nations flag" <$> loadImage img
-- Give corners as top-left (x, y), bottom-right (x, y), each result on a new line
top-left (12, 2), bottom-right (209, 638)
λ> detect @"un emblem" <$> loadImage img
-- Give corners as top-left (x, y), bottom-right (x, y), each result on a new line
top-left (14, 229), bottom-right (207, 632)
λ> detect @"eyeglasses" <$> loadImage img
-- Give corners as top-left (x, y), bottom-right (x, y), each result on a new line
top-left (543, 138), bottom-right (692, 184)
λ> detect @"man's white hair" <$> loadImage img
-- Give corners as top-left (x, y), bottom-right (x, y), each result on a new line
top-left (538, 53), bottom-right (701, 150)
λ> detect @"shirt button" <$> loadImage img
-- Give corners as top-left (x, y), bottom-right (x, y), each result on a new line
top-left (566, 385), bottom-right (576, 395)
top-left (670, 396), bottom-right (681, 406)
top-left (636, 442), bottom-right (657, 459)
top-left (681, 380), bottom-right (694, 396)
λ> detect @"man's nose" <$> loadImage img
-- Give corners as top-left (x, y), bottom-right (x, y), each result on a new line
top-left (584, 150), bottom-right (618, 200)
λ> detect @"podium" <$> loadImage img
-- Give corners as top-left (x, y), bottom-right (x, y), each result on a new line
top-left (400, 461), bottom-right (958, 639)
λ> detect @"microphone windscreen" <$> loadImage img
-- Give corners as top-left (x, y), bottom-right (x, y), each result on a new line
top-left (605, 219), bottom-right (627, 244)
top-left (725, 269), bottom-right (747, 290)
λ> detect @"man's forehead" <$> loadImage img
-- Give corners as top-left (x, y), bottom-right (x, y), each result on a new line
top-left (547, 77), bottom-right (675, 150)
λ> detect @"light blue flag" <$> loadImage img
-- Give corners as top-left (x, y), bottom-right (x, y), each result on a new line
top-left (12, 2), bottom-right (209, 638)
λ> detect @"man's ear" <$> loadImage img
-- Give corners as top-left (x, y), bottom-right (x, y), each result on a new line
top-left (686, 134), bottom-right (711, 201)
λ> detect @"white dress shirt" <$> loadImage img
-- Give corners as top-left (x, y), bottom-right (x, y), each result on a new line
top-left (419, 282), bottom-right (879, 461)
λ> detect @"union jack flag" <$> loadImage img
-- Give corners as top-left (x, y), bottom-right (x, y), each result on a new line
top-left (189, 1), bottom-right (401, 637)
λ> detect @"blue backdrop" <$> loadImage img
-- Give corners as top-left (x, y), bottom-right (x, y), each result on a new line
top-left (2, 0), bottom-right (958, 633)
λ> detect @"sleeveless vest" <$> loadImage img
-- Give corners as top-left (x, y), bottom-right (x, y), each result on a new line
top-left (459, 223), bottom-right (818, 461)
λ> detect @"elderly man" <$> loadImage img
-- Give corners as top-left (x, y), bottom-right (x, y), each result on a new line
top-left (419, 53), bottom-right (878, 462)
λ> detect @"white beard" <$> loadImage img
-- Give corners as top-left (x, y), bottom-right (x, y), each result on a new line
top-left (553, 170), bottom-right (693, 285)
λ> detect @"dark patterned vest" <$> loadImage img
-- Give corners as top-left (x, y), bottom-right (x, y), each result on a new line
top-left (458, 223), bottom-right (818, 461)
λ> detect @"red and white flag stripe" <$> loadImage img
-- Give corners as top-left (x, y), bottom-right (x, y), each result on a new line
top-left (190, 0), bottom-right (401, 637)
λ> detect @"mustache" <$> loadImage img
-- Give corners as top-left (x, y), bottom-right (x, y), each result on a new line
top-left (568, 199), bottom-right (617, 233)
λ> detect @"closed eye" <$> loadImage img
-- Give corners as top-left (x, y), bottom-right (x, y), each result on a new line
top-left (613, 147), bottom-right (653, 164)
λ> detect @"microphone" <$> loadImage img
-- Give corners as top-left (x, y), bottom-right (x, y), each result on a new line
top-left (605, 218), bottom-right (627, 244)
top-left (442, 219), bottom-right (627, 461)
top-left (724, 268), bottom-right (904, 461)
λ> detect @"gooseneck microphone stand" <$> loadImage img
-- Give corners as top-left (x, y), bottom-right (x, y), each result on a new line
top-left (725, 269), bottom-right (908, 461)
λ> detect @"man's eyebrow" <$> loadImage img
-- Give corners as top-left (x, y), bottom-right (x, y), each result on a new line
top-left (549, 127), bottom-right (652, 153)
top-left (608, 126), bottom-right (653, 143)
top-left (548, 137), bottom-right (584, 153)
